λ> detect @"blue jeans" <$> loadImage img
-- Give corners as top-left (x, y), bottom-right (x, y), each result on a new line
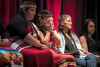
top-left (76, 54), bottom-right (96, 67)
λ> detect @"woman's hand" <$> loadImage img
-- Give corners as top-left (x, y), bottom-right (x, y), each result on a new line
top-left (41, 40), bottom-right (48, 45)
top-left (83, 51), bottom-right (92, 55)
top-left (41, 45), bottom-right (49, 49)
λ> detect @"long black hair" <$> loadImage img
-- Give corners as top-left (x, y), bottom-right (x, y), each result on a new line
top-left (80, 18), bottom-right (95, 38)
top-left (81, 18), bottom-right (95, 35)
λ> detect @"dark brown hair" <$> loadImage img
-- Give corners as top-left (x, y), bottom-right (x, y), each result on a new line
top-left (19, 1), bottom-right (36, 16)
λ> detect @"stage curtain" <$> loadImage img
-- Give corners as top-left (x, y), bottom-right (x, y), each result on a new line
top-left (47, 0), bottom-right (61, 31)
top-left (63, 0), bottom-right (82, 33)
top-left (0, 0), bottom-right (18, 30)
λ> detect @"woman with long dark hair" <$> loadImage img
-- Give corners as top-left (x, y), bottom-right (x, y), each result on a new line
top-left (80, 19), bottom-right (97, 54)
top-left (80, 19), bottom-right (100, 67)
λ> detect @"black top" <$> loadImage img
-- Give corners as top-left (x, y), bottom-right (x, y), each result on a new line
top-left (61, 32), bottom-right (80, 57)
top-left (7, 14), bottom-right (28, 39)
top-left (85, 34), bottom-right (97, 54)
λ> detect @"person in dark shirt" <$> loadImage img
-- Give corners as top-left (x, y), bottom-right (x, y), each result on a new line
top-left (80, 19), bottom-right (97, 54)
top-left (80, 18), bottom-right (100, 67)
top-left (7, 1), bottom-right (48, 50)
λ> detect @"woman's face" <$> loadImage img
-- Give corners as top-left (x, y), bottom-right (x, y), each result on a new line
top-left (42, 17), bottom-right (54, 31)
top-left (25, 6), bottom-right (36, 21)
top-left (88, 21), bottom-right (95, 34)
top-left (60, 17), bottom-right (72, 30)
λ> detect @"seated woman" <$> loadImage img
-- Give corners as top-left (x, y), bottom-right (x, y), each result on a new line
top-left (36, 10), bottom-right (76, 67)
top-left (80, 18), bottom-right (100, 66)
top-left (57, 14), bottom-right (97, 67)
top-left (80, 18), bottom-right (98, 54)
